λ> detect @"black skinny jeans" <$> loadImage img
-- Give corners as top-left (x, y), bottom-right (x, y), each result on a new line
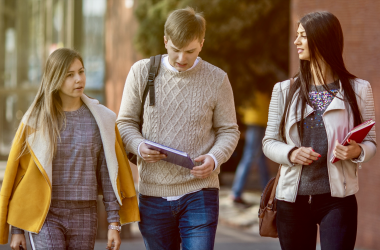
top-left (276, 193), bottom-right (357, 250)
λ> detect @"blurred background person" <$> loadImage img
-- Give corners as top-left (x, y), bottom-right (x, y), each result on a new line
top-left (230, 91), bottom-right (271, 206)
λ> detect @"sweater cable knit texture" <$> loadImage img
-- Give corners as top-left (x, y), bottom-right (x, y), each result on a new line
top-left (117, 57), bottom-right (240, 197)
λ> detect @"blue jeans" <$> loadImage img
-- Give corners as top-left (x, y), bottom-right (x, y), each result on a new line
top-left (138, 188), bottom-right (219, 250)
top-left (277, 193), bottom-right (357, 250)
top-left (232, 125), bottom-right (269, 197)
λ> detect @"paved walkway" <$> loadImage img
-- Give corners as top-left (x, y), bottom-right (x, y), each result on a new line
top-left (0, 223), bottom-right (281, 250)
top-left (94, 223), bottom-right (281, 250)
top-left (218, 188), bottom-right (261, 228)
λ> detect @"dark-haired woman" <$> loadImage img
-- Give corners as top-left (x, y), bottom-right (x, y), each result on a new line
top-left (263, 11), bottom-right (376, 250)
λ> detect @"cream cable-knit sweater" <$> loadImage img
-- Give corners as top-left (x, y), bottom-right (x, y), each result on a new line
top-left (117, 57), bottom-right (240, 197)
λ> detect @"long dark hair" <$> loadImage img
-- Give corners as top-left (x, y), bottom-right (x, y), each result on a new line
top-left (279, 11), bottom-right (362, 142)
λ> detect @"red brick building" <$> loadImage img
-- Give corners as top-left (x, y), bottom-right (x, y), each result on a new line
top-left (290, 1), bottom-right (380, 249)
top-left (105, 0), bottom-right (141, 114)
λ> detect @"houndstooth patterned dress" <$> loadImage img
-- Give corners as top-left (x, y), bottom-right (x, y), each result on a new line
top-left (12, 104), bottom-right (120, 249)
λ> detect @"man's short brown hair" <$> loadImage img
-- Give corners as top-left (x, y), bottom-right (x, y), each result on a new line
top-left (164, 7), bottom-right (206, 48)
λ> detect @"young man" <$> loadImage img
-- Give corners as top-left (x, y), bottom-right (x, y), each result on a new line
top-left (117, 7), bottom-right (239, 250)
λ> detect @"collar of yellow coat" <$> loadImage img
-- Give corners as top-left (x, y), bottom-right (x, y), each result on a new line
top-left (23, 94), bottom-right (122, 204)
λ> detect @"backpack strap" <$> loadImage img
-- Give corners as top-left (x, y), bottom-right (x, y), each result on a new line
top-left (139, 55), bottom-right (162, 131)
top-left (148, 55), bottom-right (162, 106)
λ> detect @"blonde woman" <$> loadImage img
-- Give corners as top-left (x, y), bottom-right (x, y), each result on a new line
top-left (0, 48), bottom-right (139, 250)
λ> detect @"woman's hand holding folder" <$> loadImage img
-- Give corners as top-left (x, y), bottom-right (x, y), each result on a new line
top-left (331, 119), bottom-right (374, 163)
top-left (333, 139), bottom-right (362, 161)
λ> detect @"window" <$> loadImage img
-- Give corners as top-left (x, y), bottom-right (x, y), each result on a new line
top-left (0, 0), bottom-right (106, 160)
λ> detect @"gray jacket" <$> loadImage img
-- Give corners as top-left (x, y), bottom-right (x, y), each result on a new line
top-left (263, 78), bottom-right (376, 202)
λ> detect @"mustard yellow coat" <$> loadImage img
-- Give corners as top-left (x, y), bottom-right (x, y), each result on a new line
top-left (238, 91), bottom-right (270, 127)
top-left (0, 95), bottom-right (140, 244)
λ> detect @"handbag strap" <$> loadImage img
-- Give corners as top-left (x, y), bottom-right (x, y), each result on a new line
top-left (267, 78), bottom-right (295, 208)
top-left (139, 55), bottom-right (162, 132)
top-left (267, 165), bottom-right (281, 209)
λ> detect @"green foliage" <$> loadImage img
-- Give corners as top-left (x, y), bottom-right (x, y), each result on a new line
top-left (134, 0), bottom-right (289, 108)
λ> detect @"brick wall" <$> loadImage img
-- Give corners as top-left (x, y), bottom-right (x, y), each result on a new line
top-left (290, 1), bottom-right (380, 249)
top-left (104, 0), bottom-right (141, 182)
top-left (105, 0), bottom-right (141, 114)
top-left (102, 0), bottom-right (141, 238)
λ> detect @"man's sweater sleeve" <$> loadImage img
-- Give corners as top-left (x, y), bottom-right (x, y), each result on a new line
top-left (116, 62), bottom-right (146, 155)
top-left (208, 74), bottom-right (240, 168)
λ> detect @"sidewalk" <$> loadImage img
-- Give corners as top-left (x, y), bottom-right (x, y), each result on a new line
top-left (94, 222), bottom-right (281, 250)
top-left (219, 188), bottom-right (261, 229)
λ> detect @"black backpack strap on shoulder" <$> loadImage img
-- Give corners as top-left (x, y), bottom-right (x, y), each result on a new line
top-left (129, 55), bottom-right (162, 163)
top-left (148, 54), bottom-right (162, 106)
top-left (139, 55), bottom-right (161, 132)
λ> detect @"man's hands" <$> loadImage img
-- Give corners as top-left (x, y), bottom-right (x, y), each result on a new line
top-left (10, 234), bottom-right (26, 250)
top-left (333, 139), bottom-right (361, 161)
top-left (139, 143), bottom-right (166, 163)
top-left (191, 155), bottom-right (215, 179)
top-left (140, 142), bottom-right (215, 178)
top-left (107, 223), bottom-right (121, 250)
top-left (290, 147), bottom-right (320, 165)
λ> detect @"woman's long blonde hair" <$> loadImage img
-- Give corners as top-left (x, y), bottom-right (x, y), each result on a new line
top-left (20, 48), bottom-right (84, 161)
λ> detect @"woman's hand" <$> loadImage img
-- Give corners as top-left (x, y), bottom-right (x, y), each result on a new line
top-left (333, 139), bottom-right (361, 160)
top-left (139, 143), bottom-right (167, 163)
top-left (10, 234), bottom-right (26, 250)
top-left (290, 147), bottom-right (320, 165)
top-left (107, 223), bottom-right (121, 250)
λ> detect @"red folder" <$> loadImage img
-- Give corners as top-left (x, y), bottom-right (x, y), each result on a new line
top-left (330, 119), bottom-right (375, 163)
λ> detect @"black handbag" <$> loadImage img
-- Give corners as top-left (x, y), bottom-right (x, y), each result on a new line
top-left (127, 55), bottom-right (162, 164)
